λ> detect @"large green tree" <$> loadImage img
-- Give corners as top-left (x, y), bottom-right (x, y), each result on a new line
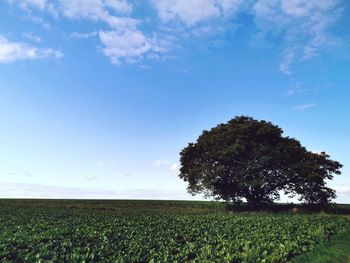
top-left (179, 116), bottom-right (342, 207)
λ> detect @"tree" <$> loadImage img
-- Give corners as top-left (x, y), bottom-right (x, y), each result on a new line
top-left (179, 116), bottom-right (342, 208)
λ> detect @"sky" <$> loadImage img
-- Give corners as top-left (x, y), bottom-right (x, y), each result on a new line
top-left (0, 0), bottom-right (350, 202)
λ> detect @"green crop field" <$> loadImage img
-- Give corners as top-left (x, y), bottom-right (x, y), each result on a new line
top-left (0, 200), bottom-right (349, 262)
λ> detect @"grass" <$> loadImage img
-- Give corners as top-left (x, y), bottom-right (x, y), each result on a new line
top-left (294, 204), bottom-right (350, 263)
top-left (292, 204), bottom-right (350, 263)
top-left (292, 227), bottom-right (350, 263)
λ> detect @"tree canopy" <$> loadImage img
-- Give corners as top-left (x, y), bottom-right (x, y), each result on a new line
top-left (179, 116), bottom-right (342, 207)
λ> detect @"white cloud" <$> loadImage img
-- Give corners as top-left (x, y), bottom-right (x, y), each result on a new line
top-left (8, 0), bottom-right (47, 10)
top-left (99, 30), bottom-right (166, 64)
top-left (105, 0), bottom-right (133, 14)
top-left (253, 0), bottom-right (342, 75)
top-left (302, 46), bottom-right (318, 60)
top-left (53, 0), bottom-right (166, 64)
top-left (292, 103), bottom-right (315, 110)
top-left (40, 0), bottom-right (137, 34)
top-left (25, 14), bottom-right (53, 30)
top-left (151, 0), bottom-right (343, 72)
top-left (280, 0), bottom-right (336, 17)
top-left (103, 16), bottom-right (139, 30)
top-left (152, 0), bottom-right (243, 26)
top-left (59, 0), bottom-right (107, 19)
top-left (8, 0), bottom-right (132, 19)
top-left (59, 0), bottom-right (132, 20)
top-left (279, 48), bottom-right (294, 75)
top-left (285, 82), bottom-right (309, 96)
top-left (5, 0), bottom-right (345, 68)
top-left (8, 0), bottom-right (58, 17)
top-left (0, 35), bottom-right (63, 63)
top-left (70, 31), bottom-right (98, 39)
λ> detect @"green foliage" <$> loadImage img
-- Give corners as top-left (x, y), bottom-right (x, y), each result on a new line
top-left (179, 116), bottom-right (342, 206)
top-left (292, 226), bottom-right (350, 263)
top-left (0, 200), bottom-right (349, 262)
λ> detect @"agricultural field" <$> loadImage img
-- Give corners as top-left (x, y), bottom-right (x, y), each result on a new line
top-left (0, 200), bottom-right (349, 262)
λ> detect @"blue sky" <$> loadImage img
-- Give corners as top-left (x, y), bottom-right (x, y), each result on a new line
top-left (0, 0), bottom-right (350, 202)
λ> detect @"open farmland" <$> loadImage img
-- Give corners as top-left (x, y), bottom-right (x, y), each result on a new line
top-left (0, 200), bottom-right (349, 262)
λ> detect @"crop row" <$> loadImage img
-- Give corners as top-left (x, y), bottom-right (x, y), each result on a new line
top-left (0, 207), bottom-right (349, 262)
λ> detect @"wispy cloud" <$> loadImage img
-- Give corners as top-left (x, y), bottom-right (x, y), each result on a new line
top-left (152, 0), bottom-right (243, 26)
top-left (99, 30), bottom-right (168, 64)
top-left (279, 48), bottom-right (294, 75)
top-left (0, 35), bottom-right (62, 63)
top-left (8, 0), bottom-right (47, 11)
top-left (24, 14), bottom-right (52, 30)
top-left (253, 0), bottom-right (342, 75)
top-left (293, 103), bottom-right (315, 111)
top-left (152, 0), bottom-right (344, 73)
top-left (8, 0), bottom-right (58, 17)
top-left (22, 32), bottom-right (42, 43)
top-left (285, 82), bottom-right (309, 96)
top-left (70, 31), bottom-right (98, 39)
top-left (59, 0), bottom-right (132, 19)
top-left (54, 0), bottom-right (169, 63)
top-left (5, 0), bottom-right (345, 69)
